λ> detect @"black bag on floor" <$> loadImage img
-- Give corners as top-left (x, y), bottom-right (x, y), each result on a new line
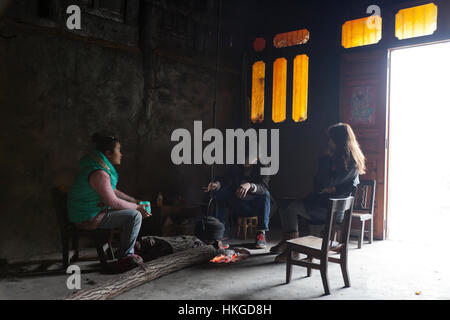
top-left (194, 216), bottom-right (225, 243)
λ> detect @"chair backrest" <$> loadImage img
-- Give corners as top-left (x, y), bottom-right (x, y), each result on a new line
top-left (353, 180), bottom-right (376, 214)
top-left (321, 197), bottom-right (355, 253)
top-left (51, 187), bottom-right (70, 233)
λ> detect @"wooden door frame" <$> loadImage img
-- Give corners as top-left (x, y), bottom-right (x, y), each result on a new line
top-left (339, 49), bottom-right (389, 240)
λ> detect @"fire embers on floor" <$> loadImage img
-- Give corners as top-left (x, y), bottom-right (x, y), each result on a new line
top-left (209, 248), bottom-right (250, 264)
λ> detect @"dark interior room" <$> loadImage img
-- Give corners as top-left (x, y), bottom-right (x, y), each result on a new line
top-left (0, 0), bottom-right (449, 302)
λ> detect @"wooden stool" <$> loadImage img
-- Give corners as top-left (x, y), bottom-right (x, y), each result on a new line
top-left (236, 216), bottom-right (258, 240)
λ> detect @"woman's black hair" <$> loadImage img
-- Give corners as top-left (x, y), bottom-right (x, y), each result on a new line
top-left (92, 133), bottom-right (119, 155)
top-left (327, 123), bottom-right (366, 174)
top-left (328, 123), bottom-right (350, 167)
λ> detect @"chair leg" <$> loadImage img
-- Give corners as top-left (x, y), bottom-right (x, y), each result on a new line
top-left (337, 230), bottom-right (343, 242)
top-left (369, 218), bottom-right (373, 244)
top-left (106, 241), bottom-right (115, 260)
top-left (243, 219), bottom-right (248, 240)
top-left (286, 248), bottom-right (293, 284)
top-left (236, 217), bottom-right (242, 238)
top-left (340, 254), bottom-right (351, 288)
top-left (358, 220), bottom-right (365, 249)
top-left (253, 217), bottom-right (258, 235)
top-left (320, 263), bottom-right (330, 295)
top-left (62, 236), bottom-right (70, 269)
top-left (96, 241), bottom-right (108, 268)
top-left (71, 235), bottom-right (79, 263)
top-left (106, 232), bottom-right (116, 260)
top-left (307, 255), bottom-right (312, 277)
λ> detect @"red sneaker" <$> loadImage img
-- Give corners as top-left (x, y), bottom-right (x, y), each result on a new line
top-left (255, 231), bottom-right (267, 249)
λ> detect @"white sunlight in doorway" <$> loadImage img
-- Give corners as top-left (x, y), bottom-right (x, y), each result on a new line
top-left (389, 41), bottom-right (450, 243)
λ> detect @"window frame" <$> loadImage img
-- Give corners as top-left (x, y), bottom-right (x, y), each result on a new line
top-left (248, 30), bottom-right (312, 127)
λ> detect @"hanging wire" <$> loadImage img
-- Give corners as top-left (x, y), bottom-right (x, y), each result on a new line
top-left (211, 0), bottom-right (222, 183)
top-left (206, 0), bottom-right (223, 218)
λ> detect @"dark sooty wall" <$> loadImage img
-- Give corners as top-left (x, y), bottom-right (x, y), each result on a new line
top-left (0, 0), bottom-right (380, 261)
top-left (0, 0), bottom-right (244, 261)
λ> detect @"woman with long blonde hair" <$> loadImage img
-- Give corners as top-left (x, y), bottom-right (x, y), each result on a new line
top-left (272, 123), bottom-right (366, 262)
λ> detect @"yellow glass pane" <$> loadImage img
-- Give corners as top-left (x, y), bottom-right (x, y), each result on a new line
top-left (251, 61), bottom-right (265, 124)
top-left (396, 3), bottom-right (438, 40)
top-left (272, 58), bottom-right (287, 123)
top-left (293, 55), bottom-right (309, 123)
top-left (342, 16), bottom-right (382, 48)
top-left (274, 29), bottom-right (310, 48)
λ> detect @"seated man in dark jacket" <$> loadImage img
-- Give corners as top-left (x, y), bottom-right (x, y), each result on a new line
top-left (205, 157), bottom-right (271, 249)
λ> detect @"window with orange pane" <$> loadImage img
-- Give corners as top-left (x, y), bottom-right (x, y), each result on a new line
top-left (250, 56), bottom-right (309, 124)
top-left (272, 58), bottom-right (287, 123)
top-left (292, 55), bottom-right (309, 123)
top-left (342, 16), bottom-right (382, 48)
top-left (396, 3), bottom-right (438, 40)
top-left (274, 29), bottom-right (310, 49)
top-left (251, 61), bottom-right (265, 124)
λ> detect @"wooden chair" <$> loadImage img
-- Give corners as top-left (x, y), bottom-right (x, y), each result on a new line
top-left (236, 216), bottom-right (258, 240)
top-left (285, 196), bottom-right (355, 296)
top-left (51, 187), bottom-right (116, 269)
top-left (351, 180), bottom-right (376, 249)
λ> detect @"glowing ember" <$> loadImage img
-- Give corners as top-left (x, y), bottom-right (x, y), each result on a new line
top-left (209, 249), bottom-right (249, 264)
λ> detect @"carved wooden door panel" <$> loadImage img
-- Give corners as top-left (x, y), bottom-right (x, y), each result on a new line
top-left (339, 49), bottom-right (388, 240)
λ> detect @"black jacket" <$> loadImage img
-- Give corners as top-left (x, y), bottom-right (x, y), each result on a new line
top-left (304, 155), bottom-right (360, 223)
top-left (217, 163), bottom-right (270, 195)
top-left (314, 155), bottom-right (359, 197)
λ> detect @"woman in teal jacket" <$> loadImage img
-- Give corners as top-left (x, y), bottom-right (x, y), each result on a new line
top-left (67, 133), bottom-right (151, 271)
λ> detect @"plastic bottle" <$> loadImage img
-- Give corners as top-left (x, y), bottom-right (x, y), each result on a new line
top-left (156, 192), bottom-right (163, 207)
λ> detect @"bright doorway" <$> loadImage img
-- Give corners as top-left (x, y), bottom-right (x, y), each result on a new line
top-left (387, 41), bottom-right (450, 243)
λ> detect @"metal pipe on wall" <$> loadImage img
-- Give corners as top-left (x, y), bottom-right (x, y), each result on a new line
top-left (211, 0), bottom-right (222, 182)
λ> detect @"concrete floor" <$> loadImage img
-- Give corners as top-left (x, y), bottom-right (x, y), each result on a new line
top-left (1, 230), bottom-right (449, 300)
